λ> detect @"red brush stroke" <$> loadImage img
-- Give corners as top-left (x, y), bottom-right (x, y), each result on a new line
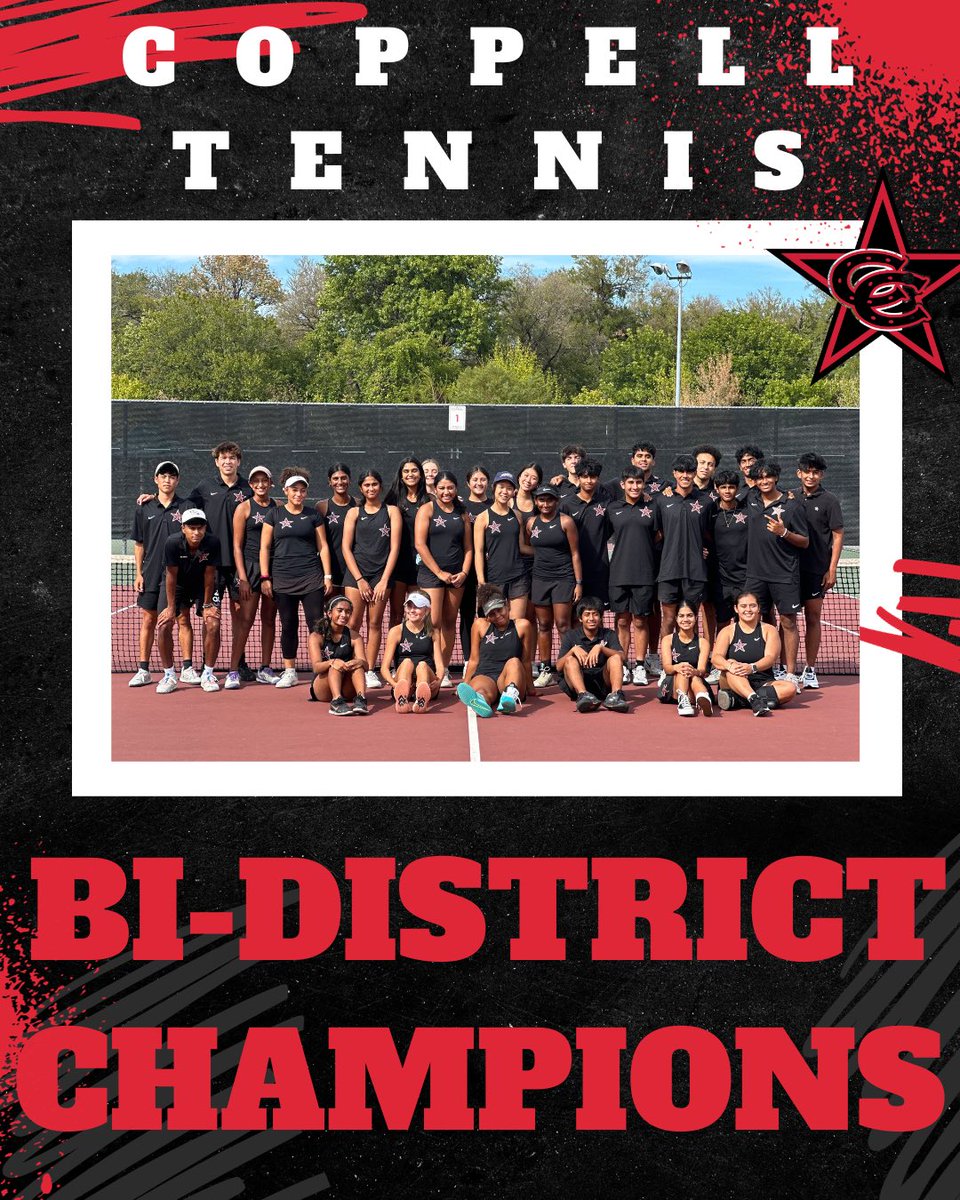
top-left (0, 0), bottom-right (367, 130)
top-left (860, 559), bottom-right (960, 672)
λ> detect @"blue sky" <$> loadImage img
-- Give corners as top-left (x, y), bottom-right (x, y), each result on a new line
top-left (112, 252), bottom-right (814, 306)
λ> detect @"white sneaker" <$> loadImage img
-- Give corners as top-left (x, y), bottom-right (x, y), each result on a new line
top-left (622, 663), bottom-right (631, 685)
top-left (256, 666), bottom-right (280, 684)
top-left (180, 665), bottom-right (201, 685)
top-left (785, 671), bottom-right (802, 694)
top-left (365, 669), bottom-right (383, 690)
top-left (200, 670), bottom-right (220, 692)
top-left (677, 692), bottom-right (695, 717)
top-left (534, 666), bottom-right (554, 688)
top-left (156, 673), bottom-right (178, 694)
top-left (275, 667), bottom-right (298, 688)
top-left (773, 664), bottom-right (786, 681)
top-left (705, 667), bottom-right (721, 685)
top-left (224, 671), bottom-right (240, 690)
top-left (645, 652), bottom-right (661, 673)
top-left (801, 666), bottom-right (820, 689)
top-left (657, 670), bottom-right (667, 688)
top-left (440, 670), bottom-right (453, 689)
top-left (128, 668), bottom-right (151, 687)
top-left (632, 663), bottom-right (648, 686)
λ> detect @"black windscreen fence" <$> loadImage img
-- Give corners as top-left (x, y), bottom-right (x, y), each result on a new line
top-left (113, 401), bottom-right (859, 543)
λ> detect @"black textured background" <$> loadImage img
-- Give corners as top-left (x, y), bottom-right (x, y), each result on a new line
top-left (3, 0), bottom-right (959, 1196)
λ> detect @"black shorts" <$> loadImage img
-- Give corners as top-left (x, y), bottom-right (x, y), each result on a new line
top-left (344, 568), bottom-right (388, 591)
top-left (658, 577), bottom-right (706, 607)
top-left (712, 580), bottom-right (745, 626)
top-left (608, 582), bottom-right (655, 616)
top-left (744, 578), bottom-right (802, 618)
top-left (173, 589), bottom-right (219, 618)
top-left (215, 568), bottom-right (236, 605)
top-left (228, 558), bottom-right (266, 598)
top-left (558, 667), bottom-right (610, 702)
top-left (581, 574), bottom-right (610, 606)
top-left (488, 575), bottom-right (531, 600)
top-left (532, 575), bottom-right (576, 607)
top-left (417, 564), bottom-right (464, 590)
top-left (393, 547), bottom-right (420, 587)
top-left (137, 587), bottom-right (161, 612)
top-left (800, 571), bottom-right (825, 602)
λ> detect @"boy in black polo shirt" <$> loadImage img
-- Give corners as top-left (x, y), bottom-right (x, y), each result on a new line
top-left (556, 597), bottom-right (628, 712)
top-left (744, 461), bottom-right (810, 689)
top-left (128, 460), bottom-right (195, 687)
top-left (706, 469), bottom-right (749, 628)
top-left (605, 468), bottom-right (659, 685)
top-left (654, 454), bottom-right (711, 637)
top-left (156, 510), bottom-right (222, 694)
top-left (795, 452), bottom-right (845, 688)
top-left (560, 459), bottom-right (611, 605)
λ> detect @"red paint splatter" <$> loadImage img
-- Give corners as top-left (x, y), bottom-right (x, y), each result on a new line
top-left (39, 1173), bottom-right (52, 1195)
top-left (0, 0), bottom-right (367, 130)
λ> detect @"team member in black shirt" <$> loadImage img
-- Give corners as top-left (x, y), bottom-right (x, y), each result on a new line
top-left (458, 585), bottom-right (534, 717)
top-left (691, 444), bottom-right (722, 499)
top-left (415, 470), bottom-right (472, 687)
top-left (317, 463), bottom-right (357, 592)
top-left (561, 459), bottom-right (611, 606)
top-left (307, 595), bottom-right (369, 715)
top-left (228, 465), bottom-right (279, 689)
top-left (549, 443), bottom-right (588, 496)
top-left (711, 591), bottom-right (797, 716)
top-left (556, 597), bottom-right (629, 712)
top-left (260, 468), bottom-right (334, 689)
top-left (382, 591), bottom-right (444, 713)
top-left (474, 472), bottom-right (532, 618)
top-left (605, 468), bottom-right (659, 685)
top-left (654, 454), bottom-right (711, 637)
top-left (795, 452), bottom-right (845, 689)
top-left (525, 484), bottom-right (583, 689)
top-left (743, 461), bottom-right (810, 689)
top-left (658, 600), bottom-right (713, 717)
top-left (735, 444), bottom-right (764, 501)
top-left (385, 457), bottom-right (428, 626)
top-left (128, 460), bottom-right (193, 688)
top-left (706, 469), bottom-right (750, 628)
top-left (155, 510), bottom-right (222, 694)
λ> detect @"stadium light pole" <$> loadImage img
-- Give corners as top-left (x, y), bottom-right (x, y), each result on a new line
top-left (650, 261), bottom-right (693, 407)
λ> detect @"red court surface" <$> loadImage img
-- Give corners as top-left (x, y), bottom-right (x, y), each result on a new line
top-left (112, 675), bottom-right (859, 762)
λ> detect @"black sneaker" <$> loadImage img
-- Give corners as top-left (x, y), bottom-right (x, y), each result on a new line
top-left (603, 690), bottom-right (629, 712)
top-left (237, 662), bottom-right (258, 682)
top-left (576, 691), bottom-right (601, 712)
top-left (353, 694), bottom-right (369, 716)
top-left (748, 692), bottom-right (771, 717)
top-left (330, 697), bottom-right (354, 717)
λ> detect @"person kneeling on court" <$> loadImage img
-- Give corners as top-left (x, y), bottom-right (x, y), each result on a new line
top-left (156, 509), bottom-right (222, 694)
top-left (658, 600), bottom-right (713, 717)
top-left (710, 591), bottom-right (798, 717)
top-left (307, 595), bottom-right (370, 716)
top-left (457, 584), bottom-right (534, 717)
top-left (381, 592), bottom-right (443, 714)
top-left (556, 597), bottom-right (629, 713)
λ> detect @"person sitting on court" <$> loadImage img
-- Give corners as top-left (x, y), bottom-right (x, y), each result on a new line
top-left (456, 584), bottom-right (534, 718)
top-left (155, 509), bottom-right (222, 694)
top-left (307, 595), bottom-right (369, 716)
top-left (555, 597), bottom-right (629, 712)
top-left (381, 591), bottom-right (443, 714)
top-left (658, 600), bottom-right (713, 717)
top-left (710, 591), bottom-right (797, 717)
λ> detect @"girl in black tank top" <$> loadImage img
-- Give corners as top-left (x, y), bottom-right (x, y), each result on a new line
top-left (229, 467), bottom-right (279, 684)
top-left (318, 463), bottom-right (357, 588)
top-left (385, 457), bottom-right (430, 626)
top-left (458, 584), bottom-right (534, 717)
top-left (711, 591), bottom-right (798, 715)
top-left (381, 593), bottom-right (443, 713)
top-left (658, 600), bottom-right (712, 715)
top-left (341, 470), bottom-right (402, 685)
top-left (414, 471), bottom-right (474, 682)
top-left (308, 595), bottom-right (368, 713)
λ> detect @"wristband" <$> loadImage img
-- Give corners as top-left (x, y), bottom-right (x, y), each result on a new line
top-left (779, 528), bottom-right (788, 538)
top-left (261, 575), bottom-right (271, 581)
top-left (575, 579), bottom-right (583, 585)
top-left (324, 574), bottom-right (333, 580)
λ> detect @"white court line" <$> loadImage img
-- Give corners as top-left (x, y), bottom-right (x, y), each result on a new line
top-left (111, 604), bottom-right (139, 616)
top-left (466, 706), bottom-right (481, 763)
top-left (821, 618), bottom-right (860, 637)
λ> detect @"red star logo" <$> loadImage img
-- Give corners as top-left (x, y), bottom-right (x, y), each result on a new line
top-left (171, 510), bottom-right (182, 524)
top-left (771, 171), bottom-right (960, 381)
top-left (233, 490), bottom-right (246, 502)
top-left (732, 639), bottom-right (747, 653)
top-left (279, 517), bottom-right (293, 529)
top-left (488, 521), bottom-right (501, 534)
top-left (253, 512), bottom-right (265, 525)
top-left (640, 506), bottom-right (653, 519)
top-left (690, 500), bottom-right (703, 514)
top-left (326, 511), bottom-right (340, 525)
top-left (734, 512), bottom-right (747, 525)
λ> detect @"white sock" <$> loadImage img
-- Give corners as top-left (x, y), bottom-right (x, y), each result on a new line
top-left (164, 666), bottom-right (175, 677)
top-left (504, 683), bottom-right (520, 698)
top-left (203, 664), bottom-right (215, 674)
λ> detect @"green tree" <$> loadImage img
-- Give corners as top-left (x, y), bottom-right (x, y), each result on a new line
top-left (586, 327), bottom-right (677, 405)
top-left (448, 344), bottom-right (562, 405)
top-left (276, 256), bottom-right (326, 339)
top-left (187, 255), bottom-right (283, 310)
top-left (309, 329), bottom-right (460, 404)
top-left (684, 310), bottom-right (811, 403)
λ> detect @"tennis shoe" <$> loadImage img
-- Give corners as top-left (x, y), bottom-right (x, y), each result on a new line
top-left (534, 666), bottom-right (554, 688)
top-left (275, 668), bottom-right (298, 688)
top-left (440, 670), bottom-right (454, 689)
top-left (128, 668), bottom-right (151, 687)
top-left (801, 666), bottom-right (820, 689)
top-left (603, 690), bottom-right (629, 712)
top-left (224, 671), bottom-right (240, 690)
top-left (705, 667), bottom-right (721, 685)
top-left (413, 682), bottom-right (433, 713)
top-left (456, 682), bottom-right (493, 718)
top-left (256, 666), bottom-right (280, 684)
top-left (717, 688), bottom-right (735, 711)
top-left (393, 684), bottom-right (411, 714)
top-left (622, 663), bottom-right (631, 685)
top-left (696, 692), bottom-right (714, 717)
top-left (200, 670), bottom-right (220, 693)
top-left (497, 691), bottom-right (518, 714)
top-left (677, 692), bottom-right (695, 717)
top-left (749, 692), bottom-right (772, 717)
top-left (353, 695), bottom-right (369, 715)
top-left (238, 663), bottom-right (258, 682)
top-left (180, 665), bottom-right (201, 685)
top-left (773, 664), bottom-right (786, 681)
top-left (785, 671), bottom-right (802, 693)
top-left (330, 697), bottom-right (354, 717)
top-left (632, 664), bottom-right (648, 686)
top-left (364, 669), bottom-right (383, 689)
top-left (576, 691), bottom-right (601, 712)
top-left (156, 673), bottom-right (178, 694)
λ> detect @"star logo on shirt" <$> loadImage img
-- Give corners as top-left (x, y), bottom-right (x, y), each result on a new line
top-left (379, 524), bottom-right (390, 537)
top-left (484, 631), bottom-right (498, 644)
top-left (400, 639), bottom-right (413, 653)
top-left (640, 506), bottom-right (653, 519)
top-left (326, 511), bottom-right (340, 525)
top-left (233, 490), bottom-right (246, 502)
top-left (732, 638), bottom-right (747, 653)
top-left (593, 504), bottom-right (606, 517)
top-left (770, 505), bottom-right (785, 520)
top-left (530, 526), bottom-right (541, 538)
top-left (671, 649), bottom-right (681, 662)
top-left (197, 551), bottom-right (209, 563)
top-left (279, 517), bottom-right (293, 529)
top-left (171, 510), bottom-right (182, 524)
top-left (734, 512), bottom-right (747, 524)
top-left (323, 646), bottom-right (335, 659)
top-left (649, 481), bottom-right (661, 492)
top-left (253, 511), bottom-right (266, 525)
top-left (433, 515), bottom-right (447, 528)
top-left (690, 500), bottom-right (703, 513)
top-left (488, 521), bottom-right (501, 534)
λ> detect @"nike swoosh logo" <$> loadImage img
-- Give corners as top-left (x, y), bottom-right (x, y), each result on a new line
top-left (792, 603), bottom-right (801, 609)
top-left (665, 504), bottom-right (676, 508)
top-left (210, 492), bottom-right (218, 496)
top-left (147, 515), bottom-right (156, 520)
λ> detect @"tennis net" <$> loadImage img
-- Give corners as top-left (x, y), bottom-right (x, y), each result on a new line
top-left (111, 556), bottom-right (861, 675)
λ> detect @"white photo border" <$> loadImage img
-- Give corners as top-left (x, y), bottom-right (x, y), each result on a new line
top-left (73, 220), bottom-right (901, 797)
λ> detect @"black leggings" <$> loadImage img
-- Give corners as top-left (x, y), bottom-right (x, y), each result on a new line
top-left (274, 588), bottom-right (326, 660)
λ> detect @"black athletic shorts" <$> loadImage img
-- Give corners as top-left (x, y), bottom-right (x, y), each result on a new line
top-left (344, 568), bottom-right (388, 592)
top-left (558, 666), bottom-right (609, 702)
top-left (712, 580), bottom-right (744, 627)
top-left (532, 576), bottom-right (576, 607)
top-left (228, 558), bottom-right (265, 599)
top-left (137, 587), bottom-right (161, 612)
top-left (172, 589), bottom-right (220, 618)
top-left (744, 578), bottom-right (802, 618)
top-left (488, 575), bottom-right (530, 600)
top-left (800, 570), bottom-right (825, 602)
top-left (608, 582), bottom-right (655, 616)
top-left (658, 577), bottom-right (705, 607)
top-left (416, 564), bottom-right (463, 590)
